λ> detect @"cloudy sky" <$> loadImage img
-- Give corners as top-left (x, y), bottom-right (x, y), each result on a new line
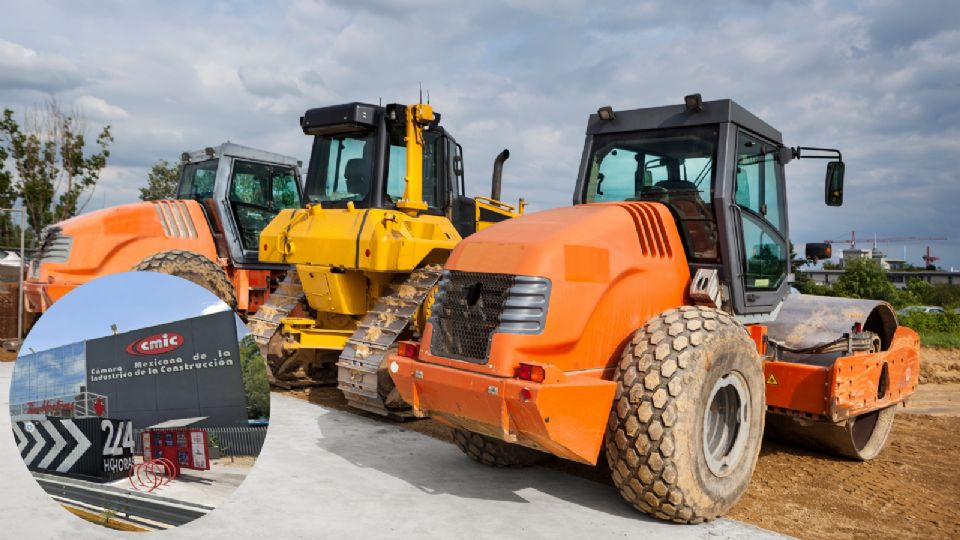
top-left (1, 0), bottom-right (958, 267)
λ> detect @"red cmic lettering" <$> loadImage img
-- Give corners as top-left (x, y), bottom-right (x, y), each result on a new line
top-left (126, 332), bottom-right (185, 356)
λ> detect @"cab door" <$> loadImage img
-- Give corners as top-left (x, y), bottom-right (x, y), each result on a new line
top-left (730, 130), bottom-right (790, 316)
top-left (446, 139), bottom-right (476, 238)
top-left (221, 158), bottom-right (303, 265)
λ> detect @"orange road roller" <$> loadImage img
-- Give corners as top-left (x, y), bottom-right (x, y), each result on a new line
top-left (387, 96), bottom-right (919, 524)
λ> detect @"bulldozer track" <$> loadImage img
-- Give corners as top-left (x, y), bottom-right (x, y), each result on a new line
top-left (337, 265), bottom-right (442, 418)
top-left (247, 272), bottom-right (305, 382)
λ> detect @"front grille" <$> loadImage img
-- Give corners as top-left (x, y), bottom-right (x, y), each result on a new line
top-left (31, 227), bottom-right (73, 278)
top-left (429, 270), bottom-right (550, 364)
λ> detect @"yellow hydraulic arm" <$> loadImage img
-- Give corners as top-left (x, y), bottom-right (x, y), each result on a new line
top-left (396, 103), bottom-right (434, 215)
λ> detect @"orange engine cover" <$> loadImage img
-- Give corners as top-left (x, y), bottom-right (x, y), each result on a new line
top-left (421, 202), bottom-right (692, 378)
top-left (25, 200), bottom-right (219, 311)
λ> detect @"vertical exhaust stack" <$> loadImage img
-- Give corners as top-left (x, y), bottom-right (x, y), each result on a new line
top-left (491, 149), bottom-right (510, 201)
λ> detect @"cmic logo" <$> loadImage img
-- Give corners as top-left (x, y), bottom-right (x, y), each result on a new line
top-left (125, 332), bottom-right (185, 356)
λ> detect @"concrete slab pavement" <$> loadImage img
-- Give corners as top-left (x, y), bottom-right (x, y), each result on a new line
top-left (0, 362), bottom-right (785, 539)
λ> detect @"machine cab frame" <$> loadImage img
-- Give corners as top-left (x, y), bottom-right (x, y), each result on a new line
top-left (299, 102), bottom-right (511, 239)
top-left (176, 143), bottom-right (304, 268)
top-left (572, 99), bottom-right (793, 319)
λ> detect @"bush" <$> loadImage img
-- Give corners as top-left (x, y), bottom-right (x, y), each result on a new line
top-left (919, 333), bottom-right (960, 349)
top-left (898, 311), bottom-right (960, 335)
top-left (904, 278), bottom-right (960, 310)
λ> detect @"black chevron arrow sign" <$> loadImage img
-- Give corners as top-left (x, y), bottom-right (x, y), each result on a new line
top-left (13, 419), bottom-right (92, 474)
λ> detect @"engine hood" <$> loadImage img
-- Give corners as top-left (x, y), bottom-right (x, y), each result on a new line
top-left (446, 202), bottom-right (683, 281)
top-left (57, 200), bottom-right (187, 238)
top-left (29, 199), bottom-right (217, 290)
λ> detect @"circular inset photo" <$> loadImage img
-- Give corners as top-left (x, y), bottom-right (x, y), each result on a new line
top-left (7, 271), bottom-right (270, 531)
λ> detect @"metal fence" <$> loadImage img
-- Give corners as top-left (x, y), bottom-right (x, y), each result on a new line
top-left (134, 426), bottom-right (268, 457)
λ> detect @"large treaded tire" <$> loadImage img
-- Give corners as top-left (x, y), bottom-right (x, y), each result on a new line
top-left (133, 250), bottom-right (237, 309)
top-left (605, 306), bottom-right (764, 524)
top-left (452, 429), bottom-right (545, 468)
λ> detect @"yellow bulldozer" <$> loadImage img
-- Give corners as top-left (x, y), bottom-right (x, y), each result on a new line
top-left (251, 101), bottom-right (523, 417)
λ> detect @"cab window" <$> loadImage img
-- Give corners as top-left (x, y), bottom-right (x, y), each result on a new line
top-left (304, 134), bottom-right (376, 205)
top-left (734, 135), bottom-right (784, 232)
top-left (585, 126), bottom-right (719, 260)
top-left (228, 160), bottom-right (301, 250)
top-left (586, 128), bottom-right (715, 206)
top-left (735, 132), bottom-right (787, 291)
top-left (385, 130), bottom-right (442, 209)
top-left (177, 159), bottom-right (218, 199)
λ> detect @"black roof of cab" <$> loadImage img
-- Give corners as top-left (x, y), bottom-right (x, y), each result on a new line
top-left (300, 102), bottom-right (381, 136)
top-left (586, 99), bottom-right (782, 144)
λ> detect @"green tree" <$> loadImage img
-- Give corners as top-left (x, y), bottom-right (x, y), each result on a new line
top-left (138, 159), bottom-right (181, 201)
top-left (833, 258), bottom-right (898, 303)
top-left (0, 101), bottom-right (113, 239)
top-left (0, 143), bottom-right (17, 245)
top-left (239, 334), bottom-right (270, 419)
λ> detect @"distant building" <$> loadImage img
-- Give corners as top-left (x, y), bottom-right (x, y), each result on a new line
top-left (841, 248), bottom-right (874, 267)
top-left (838, 245), bottom-right (912, 273)
top-left (9, 310), bottom-right (247, 429)
top-left (805, 269), bottom-right (960, 289)
top-left (885, 258), bottom-right (908, 271)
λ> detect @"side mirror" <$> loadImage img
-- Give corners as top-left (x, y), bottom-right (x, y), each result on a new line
top-left (825, 161), bottom-right (844, 206)
top-left (805, 242), bottom-right (832, 261)
top-left (453, 155), bottom-right (464, 176)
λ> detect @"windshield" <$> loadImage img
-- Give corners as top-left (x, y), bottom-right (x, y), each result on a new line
top-left (304, 133), bottom-right (376, 206)
top-left (177, 159), bottom-right (218, 199)
top-left (228, 160), bottom-right (301, 250)
top-left (585, 126), bottom-right (719, 260)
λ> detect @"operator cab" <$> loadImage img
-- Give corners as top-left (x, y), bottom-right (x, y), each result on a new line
top-left (299, 102), bottom-right (508, 238)
top-left (574, 97), bottom-right (843, 320)
top-left (177, 143), bottom-right (303, 267)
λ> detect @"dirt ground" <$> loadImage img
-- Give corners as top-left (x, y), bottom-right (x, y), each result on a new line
top-left (281, 347), bottom-right (960, 540)
top-left (210, 455), bottom-right (258, 468)
top-left (919, 347), bottom-right (960, 384)
top-left (731, 414), bottom-right (960, 539)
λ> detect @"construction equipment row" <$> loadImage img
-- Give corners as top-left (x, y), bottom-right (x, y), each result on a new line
top-left (25, 94), bottom-right (920, 524)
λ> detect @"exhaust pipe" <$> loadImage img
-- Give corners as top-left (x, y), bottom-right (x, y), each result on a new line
top-left (491, 149), bottom-right (510, 201)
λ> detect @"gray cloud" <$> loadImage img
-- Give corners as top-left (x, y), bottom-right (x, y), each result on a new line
top-left (0, 39), bottom-right (84, 92)
top-left (238, 65), bottom-right (302, 98)
top-left (867, 0), bottom-right (960, 51)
